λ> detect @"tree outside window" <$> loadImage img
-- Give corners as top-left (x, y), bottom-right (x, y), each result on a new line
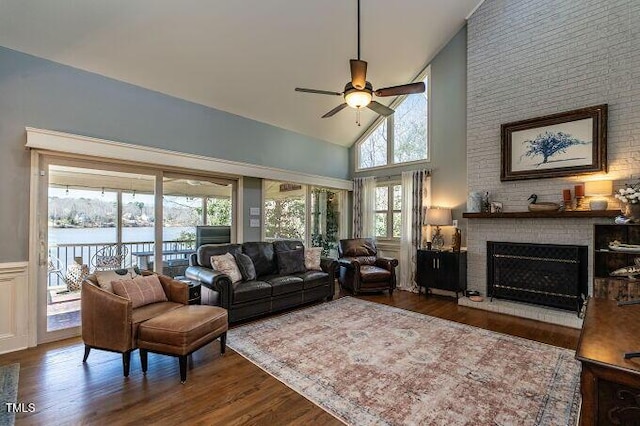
top-left (357, 73), bottom-right (429, 170)
top-left (264, 181), bottom-right (306, 240)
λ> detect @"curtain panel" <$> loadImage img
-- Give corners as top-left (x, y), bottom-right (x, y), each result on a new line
top-left (399, 170), bottom-right (431, 292)
top-left (352, 176), bottom-right (376, 238)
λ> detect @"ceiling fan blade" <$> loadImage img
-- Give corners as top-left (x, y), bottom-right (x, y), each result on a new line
top-left (322, 103), bottom-right (348, 118)
top-left (295, 87), bottom-right (342, 96)
top-left (374, 81), bottom-right (426, 97)
top-left (367, 101), bottom-right (394, 117)
top-left (350, 59), bottom-right (367, 90)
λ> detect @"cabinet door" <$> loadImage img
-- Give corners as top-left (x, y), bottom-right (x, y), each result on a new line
top-left (437, 252), bottom-right (458, 291)
top-left (417, 250), bottom-right (436, 287)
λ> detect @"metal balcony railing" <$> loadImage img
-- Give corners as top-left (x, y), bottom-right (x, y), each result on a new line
top-left (47, 240), bottom-right (195, 288)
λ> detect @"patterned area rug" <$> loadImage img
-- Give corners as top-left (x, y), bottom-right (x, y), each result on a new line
top-left (228, 298), bottom-right (580, 425)
top-left (0, 363), bottom-right (19, 426)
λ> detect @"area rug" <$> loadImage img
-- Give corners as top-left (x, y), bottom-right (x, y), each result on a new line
top-left (0, 363), bottom-right (19, 426)
top-left (227, 297), bottom-right (580, 425)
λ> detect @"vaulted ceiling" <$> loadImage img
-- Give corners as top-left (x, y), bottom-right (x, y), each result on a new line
top-left (0, 0), bottom-right (482, 147)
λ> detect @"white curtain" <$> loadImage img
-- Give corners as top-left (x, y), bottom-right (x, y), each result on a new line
top-left (352, 176), bottom-right (376, 238)
top-left (399, 170), bottom-right (431, 292)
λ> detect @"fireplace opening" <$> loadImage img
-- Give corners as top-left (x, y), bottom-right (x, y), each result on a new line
top-left (487, 242), bottom-right (588, 315)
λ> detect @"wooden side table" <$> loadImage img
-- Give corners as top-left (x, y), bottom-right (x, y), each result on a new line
top-left (174, 276), bottom-right (202, 305)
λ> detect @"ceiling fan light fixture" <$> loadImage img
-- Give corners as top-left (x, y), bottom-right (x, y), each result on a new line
top-left (344, 90), bottom-right (372, 109)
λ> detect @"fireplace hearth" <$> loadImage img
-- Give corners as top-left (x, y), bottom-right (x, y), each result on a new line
top-left (487, 242), bottom-right (588, 315)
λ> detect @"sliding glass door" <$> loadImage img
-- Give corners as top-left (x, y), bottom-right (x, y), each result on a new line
top-left (37, 156), bottom-right (236, 343)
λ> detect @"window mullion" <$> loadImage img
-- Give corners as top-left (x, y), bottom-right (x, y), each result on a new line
top-left (387, 116), bottom-right (394, 166)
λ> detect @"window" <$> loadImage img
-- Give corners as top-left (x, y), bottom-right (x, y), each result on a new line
top-left (264, 181), bottom-right (307, 240)
top-left (374, 183), bottom-right (402, 239)
top-left (357, 72), bottom-right (429, 170)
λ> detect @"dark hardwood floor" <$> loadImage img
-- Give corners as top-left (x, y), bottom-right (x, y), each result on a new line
top-left (0, 289), bottom-right (580, 425)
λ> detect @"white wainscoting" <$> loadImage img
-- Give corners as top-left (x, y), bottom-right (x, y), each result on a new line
top-left (0, 262), bottom-right (29, 354)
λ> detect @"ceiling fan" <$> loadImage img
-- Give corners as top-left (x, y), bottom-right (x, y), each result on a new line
top-left (295, 0), bottom-right (425, 125)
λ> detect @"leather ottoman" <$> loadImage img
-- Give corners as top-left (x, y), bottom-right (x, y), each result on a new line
top-left (137, 305), bottom-right (228, 383)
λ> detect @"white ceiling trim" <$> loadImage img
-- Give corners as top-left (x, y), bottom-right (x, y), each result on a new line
top-left (25, 128), bottom-right (353, 191)
top-left (465, 0), bottom-right (487, 20)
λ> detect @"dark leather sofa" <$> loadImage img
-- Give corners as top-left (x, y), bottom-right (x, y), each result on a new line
top-left (185, 241), bottom-right (337, 323)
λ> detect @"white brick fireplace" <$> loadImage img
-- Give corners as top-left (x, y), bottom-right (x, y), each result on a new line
top-left (463, 0), bottom-right (640, 327)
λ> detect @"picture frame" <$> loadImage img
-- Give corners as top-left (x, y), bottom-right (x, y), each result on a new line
top-left (490, 202), bottom-right (503, 213)
top-left (500, 104), bottom-right (607, 181)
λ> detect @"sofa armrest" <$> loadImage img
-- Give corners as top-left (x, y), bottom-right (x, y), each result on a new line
top-left (157, 275), bottom-right (189, 305)
top-left (185, 265), bottom-right (232, 309)
top-left (81, 281), bottom-right (132, 352)
top-left (337, 257), bottom-right (361, 271)
top-left (375, 256), bottom-right (398, 271)
top-left (188, 253), bottom-right (199, 266)
top-left (320, 257), bottom-right (337, 273)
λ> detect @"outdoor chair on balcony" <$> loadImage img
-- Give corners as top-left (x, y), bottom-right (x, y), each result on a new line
top-left (91, 244), bottom-right (129, 272)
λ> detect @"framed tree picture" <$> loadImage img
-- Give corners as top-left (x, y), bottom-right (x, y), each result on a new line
top-left (500, 104), bottom-right (607, 181)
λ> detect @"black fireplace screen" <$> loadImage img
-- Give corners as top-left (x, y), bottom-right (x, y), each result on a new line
top-left (487, 242), bottom-right (588, 314)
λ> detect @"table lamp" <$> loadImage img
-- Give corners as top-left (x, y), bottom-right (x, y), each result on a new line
top-left (584, 180), bottom-right (612, 210)
top-left (426, 208), bottom-right (452, 250)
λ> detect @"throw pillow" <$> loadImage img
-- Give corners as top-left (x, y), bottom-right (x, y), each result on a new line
top-left (111, 275), bottom-right (168, 308)
top-left (277, 249), bottom-right (306, 275)
top-left (234, 253), bottom-right (257, 281)
top-left (95, 267), bottom-right (141, 293)
top-left (210, 252), bottom-right (242, 283)
top-left (304, 247), bottom-right (323, 271)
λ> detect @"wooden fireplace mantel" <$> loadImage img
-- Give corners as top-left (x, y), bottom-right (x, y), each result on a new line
top-left (462, 210), bottom-right (620, 219)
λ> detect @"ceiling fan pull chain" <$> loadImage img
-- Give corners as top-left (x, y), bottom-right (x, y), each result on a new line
top-left (356, 108), bottom-right (361, 127)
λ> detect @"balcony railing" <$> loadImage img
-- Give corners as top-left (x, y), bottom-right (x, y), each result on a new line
top-left (48, 240), bottom-right (195, 288)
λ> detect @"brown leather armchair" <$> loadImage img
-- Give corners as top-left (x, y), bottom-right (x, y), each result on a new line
top-left (337, 238), bottom-right (398, 295)
top-left (81, 273), bottom-right (189, 377)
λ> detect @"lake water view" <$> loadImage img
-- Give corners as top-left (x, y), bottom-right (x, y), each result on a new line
top-left (49, 226), bottom-right (194, 245)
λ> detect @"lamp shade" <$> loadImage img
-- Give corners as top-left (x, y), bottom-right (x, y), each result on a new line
top-left (584, 180), bottom-right (613, 197)
top-left (426, 208), bottom-right (452, 226)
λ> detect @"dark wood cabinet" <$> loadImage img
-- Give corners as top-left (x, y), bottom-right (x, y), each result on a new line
top-left (593, 224), bottom-right (640, 301)
top-left (416, 249), bottom-right (467, 298)
top-left (576, 298), bottom-right (640, 425)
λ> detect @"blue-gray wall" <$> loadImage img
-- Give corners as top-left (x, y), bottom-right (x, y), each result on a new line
top-left (350, 26), bottom-right (467, 240)
top-left (0, 46), bottom-right (349, 262)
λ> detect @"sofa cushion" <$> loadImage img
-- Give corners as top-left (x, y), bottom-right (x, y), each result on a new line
top-left (360, 265), bottom-right (391, 282)
top-left (243, 242), bottom-right (277, 277)
top-left (276, 249), bottom-right (306, 275)
top-left (339, 238), bottom-right (377, 257)
top-left (211, 253), bottom-right (242, 283)
top-left (234, 253), bottom-right (257, 281)
top-left (263, 275), bottom-right (304, 296)
top-left (294, 270), bottom-right (330, 289)
top-left (304, 247), bottom-right (323, 271)
top-left (232, 280), bottom-right (272, 304)
top-left (273, 240), bottom-right (305, 253)
top-left (112, 275), bottom-right (168, 308)
top-left (131, 301), bottom-right (183, 346)
top-left (197, 244), bottom-right (242, 269)
top-left (95, 267), bottom-right (141, 293)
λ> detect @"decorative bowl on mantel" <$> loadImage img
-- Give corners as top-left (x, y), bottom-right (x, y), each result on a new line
top-left (528, 203), bottom-right (561, 212)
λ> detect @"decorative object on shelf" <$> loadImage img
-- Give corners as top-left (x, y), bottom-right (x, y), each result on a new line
top-left (608, 240), bottom-right (640, 253)
top-left (452, 228), bottom-right (462, 252)
top-left (426, 208), bottom-right (452, 250)
top-left (482, 192), bottom-right (491, 212)
top-left (574, 184), bottom-right (586, 210)
top-left (615, 181), bottom-right (640, 222)
top-left (467, 191), bottom-right (483, 213)
top-left (562, 189), bottom-right (573, 210)
top-left (490, 202), bottom-right (503, 213)
top-left (584, 180), bottom-right (612, 210)
top-left (609, 258), bottom-right (640, 279)
top-left (500, 104), bottom-right (608, 181)
top-left (527, 194), bottom-right (560, 212)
